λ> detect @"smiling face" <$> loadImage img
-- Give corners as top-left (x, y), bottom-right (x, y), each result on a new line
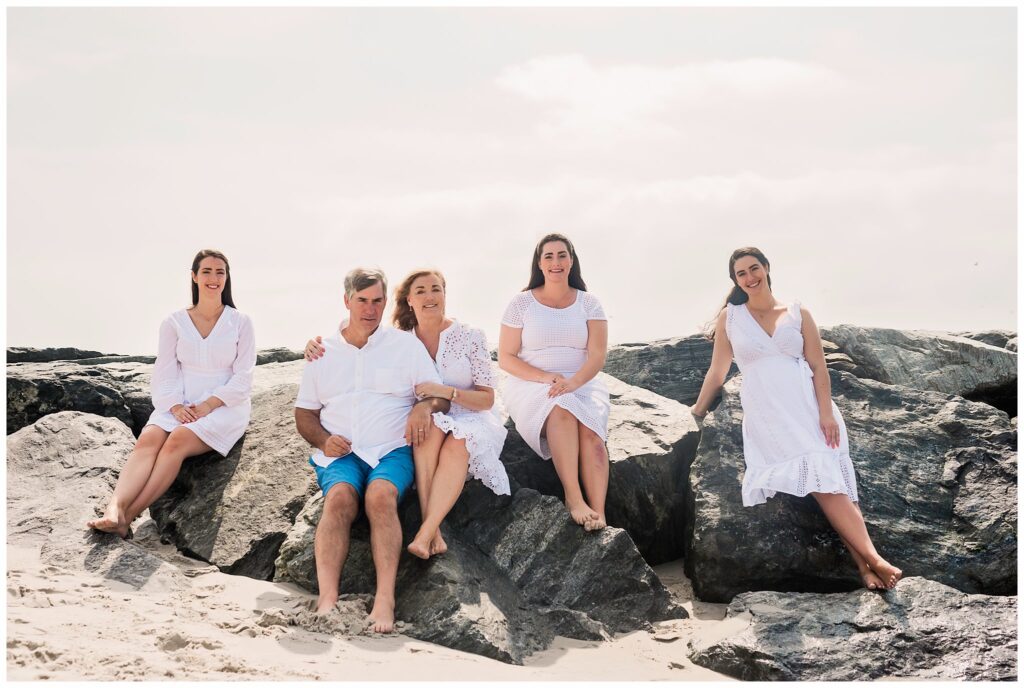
top-left (732, 255), bottom-right (770, 297)
top-left (538, 240), bottom-right (572, 284)
top-left (406, 273), bottom-right (446, 322)
top-left (192, 257), bottom-right (228, 302)
top-left (344, 281), bottom-right (386, 337)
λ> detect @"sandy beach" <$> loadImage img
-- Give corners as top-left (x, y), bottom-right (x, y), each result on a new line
top-left (7, 513), bottom-right (733, 681)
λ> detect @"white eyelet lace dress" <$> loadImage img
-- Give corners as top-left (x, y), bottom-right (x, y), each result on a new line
top-left (429, 320), bottom-right (511, 496)
top-left (725, 300), bottom-right (859, 507)
top-left (146, 306), bottom-right (256, 456)
top-left (500, 290), bottom-right (610, 460)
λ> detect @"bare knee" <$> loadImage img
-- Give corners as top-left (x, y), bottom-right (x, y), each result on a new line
top-left (579, 428), bottom-right (607, 463)
top-left (439, 437), bottom-right (469, 465)
top-left (323, 484), bottom-right (359, 524)
top-left (364, 481), bottom-right (398, 520)
top-left (543, 406), bottom-right (579, 436)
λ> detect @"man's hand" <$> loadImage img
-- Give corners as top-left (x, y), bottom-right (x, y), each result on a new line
top-left (321, 434), bottom-right (352, 458)
top-left (404, 404), bottom-right (433, 447)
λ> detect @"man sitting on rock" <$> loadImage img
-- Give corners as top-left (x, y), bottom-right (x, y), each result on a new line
top-left (294, 267), bottom-right (450, 632)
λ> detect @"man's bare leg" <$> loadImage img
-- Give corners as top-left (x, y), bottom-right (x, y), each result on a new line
top-left (313, 483), bottom-right (360, 614)
top-left (88, 426), bottom-right (168, 535)
top-left (577, 424), bottom-right (609, 531)
top-left (364, 479), bottom-right (402, 633)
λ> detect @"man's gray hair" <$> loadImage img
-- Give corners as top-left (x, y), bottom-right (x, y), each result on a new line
top-left (344, 267), bottom-right (388, 300)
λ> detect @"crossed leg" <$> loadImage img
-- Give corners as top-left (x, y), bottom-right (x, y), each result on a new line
top-left (87, 425), bottom-right (169, 537)
top-left (408, 435), bottom-right (469, 559)
top-left (410, 424), bottom-right (446, 558)
top-left (812, 492), bottom-right (902, 589)
top-left (543, 405), bottom-right (599, 527)
top-left (121, 427), bottom-right (213, 531)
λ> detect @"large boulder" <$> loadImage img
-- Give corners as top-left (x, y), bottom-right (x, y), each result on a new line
top-left (6, 411), bottom-right (182, 590)
top-left (687, 371), bottom-right (1016, 603)
top-left (499, 373), bottom-right (700, 564)
top-left (6, 346), bottom-right (111, 363)
top-left (688, 577), bottom-right (1017, 680)
top-left (954, 329), bottom-right (1018, 352)
top-left (820, 325), bottom-right (1017, 403)
top-left (148, 383), bottom-right (319, 580)
top-left (275, 483), bottom-right (684, 664)
top-left (603, 335), bottom-right (736, 406)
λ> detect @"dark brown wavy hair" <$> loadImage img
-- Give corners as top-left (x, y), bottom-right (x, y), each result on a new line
top-left (524, 233), bottom-right (587, 291)
top-left (705, 247), bottom-right (772, 339)
top-left (190, 249), bottom-right (235, 308)
top-left (392, 269), bottom-right (446, 331)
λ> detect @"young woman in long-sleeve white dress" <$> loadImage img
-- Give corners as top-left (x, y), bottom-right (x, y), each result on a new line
top-left (87, 249), bottom-right (256, 538)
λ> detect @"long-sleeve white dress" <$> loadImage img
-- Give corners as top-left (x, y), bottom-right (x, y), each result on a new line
top-left (146, 306), bottom-right (256, 456)
top-left (726, 300), bottom-right (859, 507)
top-left (500, 290), bottom-right (610, 460)
top-left (429, 321), bottom-right (510, 496)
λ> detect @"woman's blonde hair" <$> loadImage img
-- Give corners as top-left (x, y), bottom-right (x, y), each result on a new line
top-left (392, 269), bottom-right (446, 331)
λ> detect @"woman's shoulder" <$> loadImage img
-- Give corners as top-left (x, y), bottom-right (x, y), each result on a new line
top-left (508, 290), bottom-right (535, 307)
top-left (577, 290), bottom-right (602, 307)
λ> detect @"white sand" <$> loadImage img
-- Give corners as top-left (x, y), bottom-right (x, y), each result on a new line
top-left (7, 515), bottom-right (734, 681)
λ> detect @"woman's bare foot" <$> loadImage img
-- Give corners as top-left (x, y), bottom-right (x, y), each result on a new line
top-left (583, 514), bottom-right (607, 532)
top-left (869, 558), bottom-right (902, 589)
top-left (367, 597), bottom-right (395, 633)
top-left (87, 503), bottom-right (126, 537)
top-left (566, 498), bottom-right (599, 527)
top-left (858, 566), bottom-right (885, 591)
top-left (407, 534), bottom-right (432, 560)
top-left (430, 531), bottom-right (447, 556)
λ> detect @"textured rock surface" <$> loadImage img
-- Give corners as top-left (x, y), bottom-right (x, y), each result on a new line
top-left (687, 371), bottom-right (1016, 602)
top-left (688, 577), bottom-right (1017, 680)
top-left (275, 484), bottom-right (684, 664)
top-left (820, 325), bottom-right (1017, 399)
top-left (149, 384), bottom-right (318, 580)
top-left (499, 373), bottom-right (700, 564)
top-left (255, 348), bottom-right (304, 365)
top-left (7, 346), bottom-right (110, 363)
top-left (7, 412), bottom-right (182, 590)
top-left (604, 335), bottom-right (736, 406)
top-left (955, 329), bottom-right (1018, 352)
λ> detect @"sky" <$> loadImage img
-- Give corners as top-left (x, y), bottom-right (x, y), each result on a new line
top-left (7, 7), bottom-right (1016, 354)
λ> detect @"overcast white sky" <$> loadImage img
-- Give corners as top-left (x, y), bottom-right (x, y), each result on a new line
top-left (7, 7), bottom-right (1016, 354)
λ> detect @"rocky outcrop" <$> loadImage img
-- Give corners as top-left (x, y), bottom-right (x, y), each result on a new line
top-left (499, 373), bottom-right (700, 564)
top-left (604, 335), bottom-right (735, 406)
top-left (688, 577), bottom-right (1017, 680)
top-left (148, 384), bottom-right (319, 580)
top-left (955, 329), bottom-right (1018, 352)
top-left (6, 352), bottom-right (308, 436)
top-left (275, 483), bottom-right (684, 664)
top-left (820, 325), bottom-right (1017, 401)
top-left (687, 371), bottom-right (1016, 603)
top-left (7, 346), bottom-right (110, 363)
top-left (7, 412), bottom-right (182, 590)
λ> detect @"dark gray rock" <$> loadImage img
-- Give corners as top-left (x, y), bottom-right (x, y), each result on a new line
top-left (688, 577), bottom-right (1017, 680)
top-left (499, 373), bottom-right (700, 564)
top-left (7, 411), bottom-right (182, 590)
top-left (821, 325), bottom-right (1017, 399)
top-left (255, 348), bottom-right (304, 365)
top-left (604, 334), bottom-right (736, 406)
top-left (687, 371), bottom-right (1016, 602)
top-left (149, 384), bottom-right (318, 580)
top-left (6, 346), bottom-right (110, 363)
top-left (955, 329), bottom-right (1018, 352)
top-left (275, 483), bottom-right (684, 664)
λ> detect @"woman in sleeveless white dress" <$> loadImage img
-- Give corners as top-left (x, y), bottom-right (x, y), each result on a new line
top-left (88, 250), bottom-right (255, 538)
top-left (693, 247), bottom-right (902, 590)
top-left (498, 234), bottom-right (611, 531)
top-left (304, 269), bottom-right (509, 559)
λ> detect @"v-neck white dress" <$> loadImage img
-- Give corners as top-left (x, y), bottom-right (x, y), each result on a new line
top-left (428, 321), bottom-right (510, 496)
top-left (726, 301), bottom-right (859, 506)
top-left (500, 290), bottom-right (610, 460)
top-left (146, 306), bottom-right (257, 456)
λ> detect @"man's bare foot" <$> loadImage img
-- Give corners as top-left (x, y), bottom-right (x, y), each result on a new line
top-left (858, 567), bottom-right (885, 591)
top-left (407, 536), bottom-right (432, 560)
top-left (566, 499), bottom-right (599, 527)
top-left (583, 514), bottom-right (607, 532)
top-left (367, 597), bottom-right (395, 633)
top-left (869, 558), bottom-right (902, 589)
top-left (430, 531), bottom-right (447, 556)
top-left (315, 596), bottom-right (338, 615)
top-left (87, 503), bottom-right (126, 537)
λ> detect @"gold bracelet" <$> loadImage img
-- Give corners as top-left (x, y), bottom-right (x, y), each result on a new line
top-left (451, 387), bottom-right (458, 402)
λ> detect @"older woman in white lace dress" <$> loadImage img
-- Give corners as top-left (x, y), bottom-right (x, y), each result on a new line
top-left (498, 233), bottom-right (610, 531)
top-left (305, 269), bottom-right (509, 559)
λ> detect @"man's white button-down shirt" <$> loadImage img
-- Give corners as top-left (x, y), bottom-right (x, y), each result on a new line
top-left (295, 321), bottom-right (442, 468)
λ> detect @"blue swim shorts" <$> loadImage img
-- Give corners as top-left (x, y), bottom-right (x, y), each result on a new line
top-left (309, 445), bottom-right (414, 502)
